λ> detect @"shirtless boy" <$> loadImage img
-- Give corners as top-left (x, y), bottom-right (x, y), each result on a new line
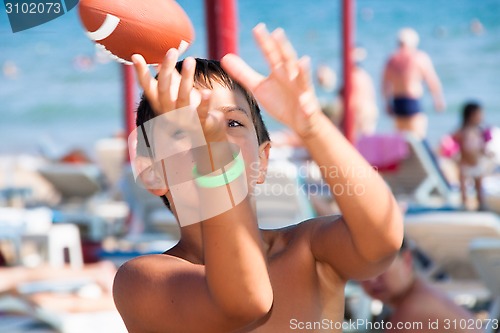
top-left (113, 24), bottom-right (403, 333)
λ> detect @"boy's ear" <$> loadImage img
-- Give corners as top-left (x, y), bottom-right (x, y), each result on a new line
top-left (134, 156), bottom-right (169, 196)
top-left (257, 141), bottom-right (271, 184)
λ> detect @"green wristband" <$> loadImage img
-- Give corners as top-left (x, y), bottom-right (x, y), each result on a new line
top-left (192, 152), bottom-right (244, 188)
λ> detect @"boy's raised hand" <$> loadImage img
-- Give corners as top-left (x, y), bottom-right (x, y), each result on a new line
top-left (131, 49), bottom-right (226, 142)
top-left (222, 23), bottom-right (322, 138)
top-left (132, 49), bottom-right (197, 114)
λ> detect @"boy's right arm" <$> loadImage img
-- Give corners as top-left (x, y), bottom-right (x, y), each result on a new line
top-left (113, 198), bottom-right (272, 333)
top-left (113, 51), bottom-right (273, 333)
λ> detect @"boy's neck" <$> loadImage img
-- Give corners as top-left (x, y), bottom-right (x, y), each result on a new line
top-left (174, 225), bottom-right (205, 264)
top-left (172, 225), bottom-right (274, 265)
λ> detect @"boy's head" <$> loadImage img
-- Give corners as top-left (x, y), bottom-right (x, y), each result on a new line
top-left (360, 239), bottom-right (415, 304)
top-left (462, 101), bottom-right (483, 127)
top-left (135, 58), bottom-right (271, 210)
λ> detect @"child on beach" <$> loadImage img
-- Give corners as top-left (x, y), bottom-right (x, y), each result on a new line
top-left (453, 102), bottom-right (492, 210)
top-left (113, 24), bottom-right (403, 333)
top-left (360, 240), bottom-right (480, 333)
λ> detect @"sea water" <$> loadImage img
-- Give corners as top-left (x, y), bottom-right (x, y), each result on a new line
top-left (0, 0), bottom-right (499, 155)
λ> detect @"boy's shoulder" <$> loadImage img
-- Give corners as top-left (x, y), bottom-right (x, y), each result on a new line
top-left (260, 215), bottom-right (343, 258)
top-left (116, 215), bottom-right (344, 284)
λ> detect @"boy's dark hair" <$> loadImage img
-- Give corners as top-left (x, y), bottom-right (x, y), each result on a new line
top-left (135, 58), bottom-right (270, 209)
top-left (462, 101), bottom-right (481, 128)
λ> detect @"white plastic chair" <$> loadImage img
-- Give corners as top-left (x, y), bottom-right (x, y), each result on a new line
top-left (46, 224), bottom-right (84, 268)
top-left (22, 223), bottom-right (84, 269)
top-left (0, 207), bottom-right (52, 265)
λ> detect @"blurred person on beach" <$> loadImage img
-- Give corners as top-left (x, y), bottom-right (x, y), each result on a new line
top-left (360, 240), bottom-right (480, 333)
top-left (113, 24), bottom-right (403, 333)
top-left (350, 47), bottom-right (379, 136)
top-left (2, 60), bottom-right (19, 79)
top-left (0, 261), bottom-right (117, 313)
top-left (382, 28), bottom-right (445, 139)
top-left (318, 47), bottom-right (379, 137)
top-left (453, 101), bottom-right (493, 210)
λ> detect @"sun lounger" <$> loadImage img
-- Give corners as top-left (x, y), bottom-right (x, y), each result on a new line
top-left (470, 238), bottom-right (500, 333)
top-left (374, 133), bottom-right (459, 207)
top-left (119, 165), bottom-right (178, 236)
top-left (37, 164), bottom-right (102, 201)
top-left (37, 164), bottom-right (129, 241)
top-left (405, 211), bottom-right (500, 309)
top-left (405, 211), bottom-right (500, 280)
top-left (0, 292), bottom-right (127, 333)
top-left (94, 138), bottom-right (127, 189)
top-left (484, 175), bottom-right (500, 214)
top-left (0, 266), bottom-right (126, 333)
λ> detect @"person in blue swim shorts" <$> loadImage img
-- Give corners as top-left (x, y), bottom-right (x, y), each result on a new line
top-left (382, 28), bottom-right (446, 138)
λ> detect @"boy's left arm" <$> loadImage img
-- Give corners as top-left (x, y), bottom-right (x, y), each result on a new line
top-left (302, 113), bottom-right (403, 280)
top-left (222, 24), bottom-right (403, 281)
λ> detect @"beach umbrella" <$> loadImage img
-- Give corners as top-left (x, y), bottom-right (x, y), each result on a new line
top-left (342, 0), bottom-right (356, 143)
top-left (205, 0), bottom-right (238, 59)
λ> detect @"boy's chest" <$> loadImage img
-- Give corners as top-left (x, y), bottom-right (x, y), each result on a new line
top-left (245, 244), bottom-right (345, 333)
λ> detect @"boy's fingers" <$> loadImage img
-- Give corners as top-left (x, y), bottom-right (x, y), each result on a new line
top-left (221, 54), bottom-right (264, 92)
top-left (253, 23), bottom-right (281, 69)
top-left (297, 56), bottom-right (313, 91)
top-left (197, 90), bottom-right (211, 123)
top-left (157, 48), bottom-right (179, 113)
top-left (272, 28), bottom-right (299, 78)
top-left (177, 57), bottom-right (196, 109)
top-left (197, 90), bottom-right (225, 141)
top-left (131, 54), bottom-right (160, 112)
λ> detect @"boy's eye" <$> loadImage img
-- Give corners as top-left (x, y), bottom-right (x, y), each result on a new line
top-left (228, 119), bottom-right (243, 128)
top-left (172, 129), bottom-right (187, 139)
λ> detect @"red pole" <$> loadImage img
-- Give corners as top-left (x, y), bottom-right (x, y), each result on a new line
top-left (205, 0), bottom-right (238, 59)
top-left (342, 0), bottom-right (355, 143)
top-left (123, 64), bottom-right (136, 162)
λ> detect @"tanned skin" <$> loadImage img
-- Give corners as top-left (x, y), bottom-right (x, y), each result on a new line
top-left (113, 24), bottom-right (403, 333)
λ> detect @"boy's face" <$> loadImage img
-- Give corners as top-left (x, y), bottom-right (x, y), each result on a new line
top-left (161, 83), bottom-right (269, 214)
top-left (360, 251), bottom-right (413, 304)
top-left (206, 82), bottom-right (267, 184)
